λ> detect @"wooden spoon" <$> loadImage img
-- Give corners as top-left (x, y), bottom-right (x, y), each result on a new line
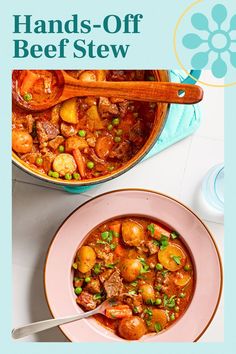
top-left (13, 70), bottom-right (204, 111)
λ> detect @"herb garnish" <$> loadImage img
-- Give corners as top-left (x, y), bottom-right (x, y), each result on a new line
top-left (147, 223), bottom-right (155, 236)
top-left (171, 255), bottom-right (181, 265)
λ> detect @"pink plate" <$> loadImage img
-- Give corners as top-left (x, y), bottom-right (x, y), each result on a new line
top-left (44, 189), bottom-right (222, 342)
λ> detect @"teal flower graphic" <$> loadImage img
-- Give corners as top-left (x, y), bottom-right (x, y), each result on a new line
top-left (183, 3), bottom-right (236, 78)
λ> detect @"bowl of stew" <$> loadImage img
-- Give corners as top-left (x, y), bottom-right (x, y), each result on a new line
top-left (44, 189), bottom-right (222, 342)
top-left (12, 70), bottom-right (170, 187)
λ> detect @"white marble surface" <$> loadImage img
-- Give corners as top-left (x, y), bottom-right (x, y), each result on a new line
top-left (12, 71), bottom-right (224, 342)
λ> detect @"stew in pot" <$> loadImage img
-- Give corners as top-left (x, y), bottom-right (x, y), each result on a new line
top-left (12, 70), bottom-right (156, 181)
top-left (73, 217), bottom-right (194, 340)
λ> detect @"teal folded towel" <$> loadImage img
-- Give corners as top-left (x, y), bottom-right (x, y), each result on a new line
top-left (144, 70), bottom-right (201, 160)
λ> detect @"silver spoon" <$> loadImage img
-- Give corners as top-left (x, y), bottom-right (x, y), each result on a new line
top-left (12, 297), bottom-right (118, 339)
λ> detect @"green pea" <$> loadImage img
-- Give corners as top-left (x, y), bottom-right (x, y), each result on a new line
top-left (107, 124), bottom-right (113, 131)
top-left (65, 173), bottom-right (72, 180)
top-left (36, 157), bottom-right (43, 166)
top-left (114, 136), bottom-right (121, 143)
top-left (112, 118), bottom-right (120, 126)
top-left (78, 130), bottom-right (86, 137)
top-left (23, 92), bottom-right (32, 102)
top-left (156, 263), bottom-right (163, 271)
top-left (73, 172), bottom-right (81, 180)
top-left (87, 161), bottom-right (94, 169)
top-left (155, 298), bottom-right (162, 305)
top-left (170, 313), bottom-right (175, 321)
top-left (74, 287), bottom-right (82, 295)
top-left (85, 277), bottom-right (91, 283)
top-left (101, 231), bottom-right (109, 240)
top-left (58, 145), bottom-right (65, 153)
top-left (116, 129), bottom-right (123, 136)
top-left (48, 170), bottom-right (53, 177)
top-left (174, 306), bottom-right (180, 313)
top-left (51, 171), bottom-right (59, 178)
top-left (184, 264), bottom-right (191, 271)
top-left (108, 166), bottom-right (114, 171)
top-left (179, 292), bottom-right (186, 298)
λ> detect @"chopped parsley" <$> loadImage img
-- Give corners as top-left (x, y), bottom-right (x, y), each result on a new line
top-left (110, 243), bottom-right (117, 251)
top-left (161, 270), bottom-right (169, 278)
top-left (147, 223), bottom-right (155, 235)
top-left (144, 308), bottom-right (153, 317)
top-left (93, 293), bottom-right (102, 300)
top-left (170, 231), bottom-right (179, 239)
top-left (105, 263), bottom-right (117, 269)
top-left (152, 239), bottom-right (160, 246)
top-left (93, 263), bottom-right (101, 275)
top-left (128, 290), bottom-right (137, 295)
top-left (131, 281), bottom-right (138, 287)
top-left (163, 294), bottom-right (176, 308)
top-left (171, 255), bottom-right (181, 265)
top-left (154, 322), bottom-right (162, 332)
top-left (160, 235), bottom-right (169, 250)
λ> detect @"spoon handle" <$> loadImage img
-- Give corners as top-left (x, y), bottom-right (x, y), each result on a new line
top-left (12, 309), bottom-right (98, 339)
top-left (61, 75), bottom-right (203, 105)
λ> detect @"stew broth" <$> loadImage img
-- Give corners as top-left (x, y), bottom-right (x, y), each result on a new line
top-left (12, 70), bottom-right (156, 181)
top-left (73, 216), bottom-right (194, 340)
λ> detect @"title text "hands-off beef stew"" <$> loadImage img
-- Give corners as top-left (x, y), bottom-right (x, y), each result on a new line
top-left (73, 217), bottom-right (194, 340)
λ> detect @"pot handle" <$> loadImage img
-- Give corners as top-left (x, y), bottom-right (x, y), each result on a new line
top-left (180, 70), bottom-right (201, 85)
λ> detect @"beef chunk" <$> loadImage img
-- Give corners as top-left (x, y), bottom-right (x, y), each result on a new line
top-left (104, 269), bottom-right (123, 297)
top-left (146, 241), bottom-right (159, 255)
top-left (118, 101), bottom-right (129, 117)
top-left (36, 120), bottom-right (59, 143)
top-left (99, 269), bottom-right (114, 283)
top-left (85, 278), bottom-right (101, 294)
top-left (123, 293), bottom-right (143, 314)
top-left (109, 141), bottom-right (132, 161)
top-left (76, 291), bottom-right (97, 311)
top-left (98, 97), bottom-right (119, 116)
top-left (48, 135), bottom-right (64, 150)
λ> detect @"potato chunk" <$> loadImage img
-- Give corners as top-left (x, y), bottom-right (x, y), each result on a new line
top-left (65, 136), bottom-right (88, 152)
top-left (60, 98), bottom-right (78, 124)
top-left (76, 246), bottom-right (96, 273)
top-left (12, 129), bottom-right (33, 154)
top-left (148, 309), bottom-right (168, 332)
top-left (120, 259), bottom-right (142, 282)
top-left (118, 316), bottom-right (147, 340)
top-left (52, 153), bottom-right (76, 176)
top-left (158, 244), bottom-right (186, 271)
top-left (122, 220), bottom-right (145, 247)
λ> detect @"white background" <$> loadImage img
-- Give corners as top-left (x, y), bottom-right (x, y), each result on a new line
top-left (12, 71), bottom-right (224, 342)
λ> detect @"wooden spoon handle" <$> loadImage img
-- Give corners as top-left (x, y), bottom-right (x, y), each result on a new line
top-left (60, 75), bottom-right (203, 105)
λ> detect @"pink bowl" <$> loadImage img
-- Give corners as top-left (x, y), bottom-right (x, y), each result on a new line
top-left (44, 189), bottom-right (222, 342)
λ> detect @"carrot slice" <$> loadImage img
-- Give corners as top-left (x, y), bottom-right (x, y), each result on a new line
top-left (20, 70), bottom-right (40, 95)
top-left (72, 149), bottom-right (86, 178)
top-left (158, 244), bottom-right (186, 271)
top-left (148, 223), bottom-right (170, 240)
top-left (109, 222), bottom-right (121, 234)
top-left (105, 305), bottom-right (132, 319)
top-left (114, 244), bottom-right (126, 257)
top-left (174, 270), bottom-right (191, 287)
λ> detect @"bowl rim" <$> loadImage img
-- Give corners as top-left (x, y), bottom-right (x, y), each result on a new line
top-left (12, 70), bottom-right (170, 187)
top-left (43, 188), bottom-right (223, 342)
